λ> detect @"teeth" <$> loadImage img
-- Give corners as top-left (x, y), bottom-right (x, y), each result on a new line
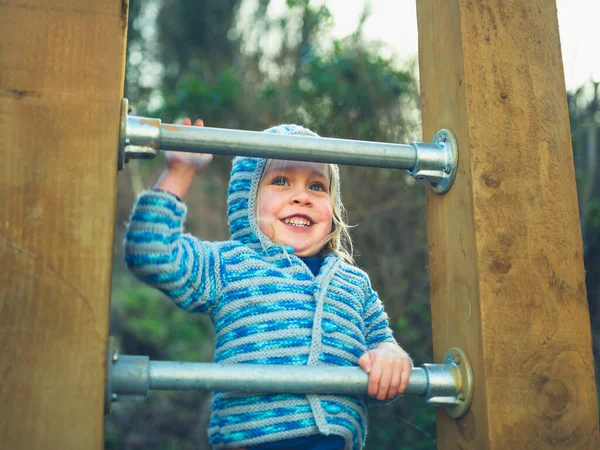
top-left (284, 218), bottom-right (311, 227)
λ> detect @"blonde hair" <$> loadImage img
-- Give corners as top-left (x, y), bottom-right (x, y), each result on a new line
top-left (326, 164), bottom-right (355, 264)
top-left (257, 159), bottom-right (355, 264)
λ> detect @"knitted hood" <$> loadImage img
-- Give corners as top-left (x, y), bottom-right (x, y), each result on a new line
top-left (226, 124), bottom-right (340, 252)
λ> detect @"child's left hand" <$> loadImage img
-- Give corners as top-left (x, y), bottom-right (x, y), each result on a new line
top-left (358, 343), bottom-right (412, 400)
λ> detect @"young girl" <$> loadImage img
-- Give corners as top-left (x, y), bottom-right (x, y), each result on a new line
top-left (124, 119), bottom-right (412, 450)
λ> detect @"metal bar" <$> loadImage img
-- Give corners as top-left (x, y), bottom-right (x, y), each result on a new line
top-left (117, 102), bottom-right (458, 194)
top-left (148, 361), bottom-right (430, 396)
top-left (161, 125), bottom-right (417, 170)
top-left (110, 355), bottom-right (456, 398)
top-left (106, 348), bottom-right (473, 418)
top-left (125, 116), bottom-right (417, 169)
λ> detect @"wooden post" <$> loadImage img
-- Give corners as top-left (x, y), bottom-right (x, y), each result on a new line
top-left (416, 0), bottom-right (599, 448)
top-left (0, 1), bottom-right (127, 448)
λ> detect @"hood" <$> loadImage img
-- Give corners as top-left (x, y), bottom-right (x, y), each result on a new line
top-left (226, 124), bottom-right (340, 253)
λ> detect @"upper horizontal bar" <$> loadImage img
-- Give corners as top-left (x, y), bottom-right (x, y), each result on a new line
top-left (126, 116), bottom-right (417, 169)
top-left (118, 97), bottom-right (458, 193)
top-left (164, 125), bottom-right (417, 169)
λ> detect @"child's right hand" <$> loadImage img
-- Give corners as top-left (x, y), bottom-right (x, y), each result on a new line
top-left (154, 118), bottom-right (212, 199)
top-left (164, 118), bottom-right (213, 172)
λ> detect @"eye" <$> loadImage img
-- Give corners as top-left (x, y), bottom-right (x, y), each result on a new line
top-left (271, 176), bottom-right (289, 186)
top-left (309, 182), bottom-right (326, 192)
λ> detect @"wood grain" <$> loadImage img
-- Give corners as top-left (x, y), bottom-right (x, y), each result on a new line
top-left (416, 1), bottom-right (599, 448)
top-left (0, 1), bottom-right (127, 448)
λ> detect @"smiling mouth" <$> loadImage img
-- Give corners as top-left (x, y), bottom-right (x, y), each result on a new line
top-left (281, 216), bottom-right (313, 228)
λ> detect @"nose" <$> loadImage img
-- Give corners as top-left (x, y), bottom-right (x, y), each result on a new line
top-left (290, 187), bottom-right (312, 206)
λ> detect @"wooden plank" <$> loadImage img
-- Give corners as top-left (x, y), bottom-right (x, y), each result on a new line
top-left (416, 1), bottom-right (600, 448)
top-left (0, 1), bottom-right (127, 448)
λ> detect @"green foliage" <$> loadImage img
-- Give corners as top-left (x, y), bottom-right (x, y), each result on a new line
top-left (114, 283), bottom-right (214, 362)
top-left (107, 282), bottom-right (215, 449)
top-left (259, 42), bottom-right (417, 141)
top-left (159, 63), bottom-right (241, 124)
top-left (157, 0), bottom-right (240, 89)
top-left (106, 391), bottom-right (212, 450)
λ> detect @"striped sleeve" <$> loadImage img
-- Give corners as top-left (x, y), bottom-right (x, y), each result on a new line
top-left (363, 289), bottom-right (397, 351)
top-left (123, 190), bottom-right (221, 314)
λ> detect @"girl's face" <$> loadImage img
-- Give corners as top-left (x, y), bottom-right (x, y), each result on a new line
top-left (257, 160), bottom-right (333, 257)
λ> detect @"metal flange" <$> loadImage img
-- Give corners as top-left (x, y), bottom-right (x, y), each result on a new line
top-left (408, 129), bottom-right (458, 194)
top-left (104, 337), bottom-right (117, 414)
top-left (443, 347), bottom-right (473, 419)
top-left (117, 98), bottom-right (128, 170)
top-left (117, 98), bottom-right (160, 170)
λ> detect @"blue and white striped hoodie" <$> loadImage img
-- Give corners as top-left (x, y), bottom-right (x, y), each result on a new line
top-left (124, 124), bottom-right (397, 450)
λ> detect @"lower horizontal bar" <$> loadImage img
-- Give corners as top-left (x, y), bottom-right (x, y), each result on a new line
top-left (148, 361), bottom-right (429, 396)
top-left (107, 348), bottom-right (473, 419)
top-left (109, 356), bottom-right (458, 398)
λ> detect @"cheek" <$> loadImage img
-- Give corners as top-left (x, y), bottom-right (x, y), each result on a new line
top-left (258, 220), bottom-right (272, 238)
top-left (256, 191), bottom-right (278, 236)
top-left (257, 191), bottom-right (276, 219)
top-left (325, 206), bottom-right (335, 232)
top-left (319, 202), bottom-right (334, 223)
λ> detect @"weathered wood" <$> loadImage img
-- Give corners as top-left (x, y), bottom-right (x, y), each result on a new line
top-left (416, 0), bottom-right (600, 448)
top-left (0, 1), bottom-right (127, 448)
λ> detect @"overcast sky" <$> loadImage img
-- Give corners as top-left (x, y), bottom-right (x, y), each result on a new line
top-left (326, 0), bottom-right (599, 91)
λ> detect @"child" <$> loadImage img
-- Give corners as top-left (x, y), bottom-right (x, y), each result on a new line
top-left (124, 119), bottom-right (412, 450)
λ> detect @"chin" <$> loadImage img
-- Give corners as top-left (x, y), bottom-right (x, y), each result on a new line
top-left (294, 246), bottom-right (324, 257)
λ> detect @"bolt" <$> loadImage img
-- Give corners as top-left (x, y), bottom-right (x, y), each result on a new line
top-left (446, 354), bottom-right (460, 365)
top-left (112, 350), bottom-right (119, 362)
top-left (443, 166), bottom-right (451, 175)
top-left (439, 133), bottom-right (447, 142)
top-left (458, 390), bottom-right (466, 402)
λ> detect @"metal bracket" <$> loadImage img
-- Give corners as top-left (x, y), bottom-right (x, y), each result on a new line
top-left (422, 347), bottom-right (473, 419)
top-left (117, 98), bottom-right (160, 170)
top-left (105, 339), bottom-right (149, 415)
top-left (104, 337), bottom-right (116, 414)
top-left (117, 98), bottom-right (128, 170)
top-left (408, 129), bottom-right (458, 194)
